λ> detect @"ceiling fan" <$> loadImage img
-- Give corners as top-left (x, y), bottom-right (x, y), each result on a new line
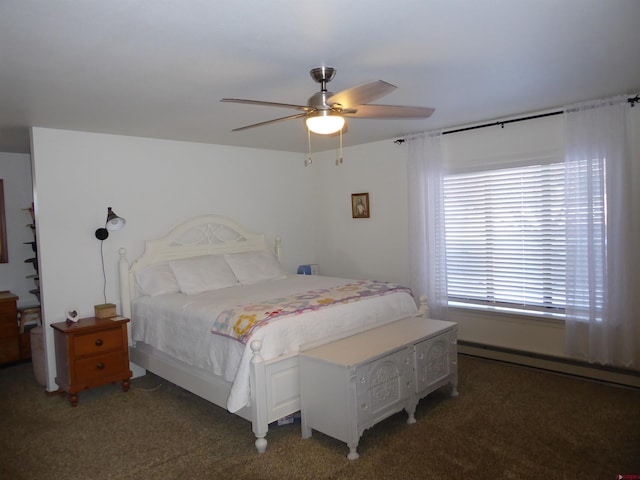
top-left (221, 67), bottom-right (435, 135)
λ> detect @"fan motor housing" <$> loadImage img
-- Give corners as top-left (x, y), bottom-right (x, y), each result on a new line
top-left (308, 91), bottom-right (334, 111)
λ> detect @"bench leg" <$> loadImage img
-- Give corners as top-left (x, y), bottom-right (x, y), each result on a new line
top-left (347, 443), bottom-right (360, 460)
top-left (450, 378), bottom-right (459, 397)
top-left (406, 402), bottom-right (417, 424)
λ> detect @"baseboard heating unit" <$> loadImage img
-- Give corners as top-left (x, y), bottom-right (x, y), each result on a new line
top-left (458, 341), bottom-right (640, 390)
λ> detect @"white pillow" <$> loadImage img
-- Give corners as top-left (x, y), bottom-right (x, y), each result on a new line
top-left (169, 255), bottom-right (238, 295)
top-left (135, 263), bottom-right (181, 297)
top-left (224, 250), bottom-right (287, 285)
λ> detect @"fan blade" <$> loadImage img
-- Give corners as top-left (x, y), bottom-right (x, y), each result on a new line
top-left (221, 98), bottom-right (313, 112)
top-left (327, 80), bottom-right (397, 109)
top-left (230, 113), bottom-right (308, 132)
top-left (343, 104), bottom-right (434, 119)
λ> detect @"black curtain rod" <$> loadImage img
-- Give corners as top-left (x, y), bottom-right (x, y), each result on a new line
top-left (393, 111), bottom-right (561, 144)
top-left (394, 94), bottom-right (639, 144)
top-left (441, 110), bottom-right (562, 135)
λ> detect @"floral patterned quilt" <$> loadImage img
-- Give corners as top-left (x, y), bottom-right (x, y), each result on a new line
top-left (212, 279), bottom-right (412, 344)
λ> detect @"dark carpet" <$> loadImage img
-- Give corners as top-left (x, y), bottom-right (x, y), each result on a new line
top-left (1, 355), bottom-right (638, 480)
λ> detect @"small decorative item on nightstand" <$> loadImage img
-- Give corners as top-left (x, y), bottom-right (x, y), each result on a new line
top-left (51, 316), bottom-right (132, 406)
top-left (94, 303), bottom-right (116, 319)
top-left (297, 264), bottom-right (319, 275)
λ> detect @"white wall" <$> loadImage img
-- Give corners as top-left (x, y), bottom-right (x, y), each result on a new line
top-left (311, 139), bottom-right (410, 286)
top-left (0, 152), bottom-right (36, 307)
top-left (30, 128), bottom-right (313, 390)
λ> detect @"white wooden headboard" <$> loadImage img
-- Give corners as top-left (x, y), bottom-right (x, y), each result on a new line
top-left (118, 214), bottom-right (281, 318)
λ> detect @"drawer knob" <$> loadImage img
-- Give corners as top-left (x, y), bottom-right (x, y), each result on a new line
top-left (361, 403), bottom-right (368, 411)
top-left (95, 339), bottom-right (104, 347)
top-left (96, 362), bottom-right (105, 370)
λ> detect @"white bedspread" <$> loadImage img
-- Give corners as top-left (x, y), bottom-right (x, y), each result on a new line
top-left (132, 275), bottom-right (418, 412)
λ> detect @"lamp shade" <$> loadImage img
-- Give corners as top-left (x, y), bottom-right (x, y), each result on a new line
top-left (305, 111), bottom-right (345, 135)
top-left (105, 207), bottom-right (126, 231)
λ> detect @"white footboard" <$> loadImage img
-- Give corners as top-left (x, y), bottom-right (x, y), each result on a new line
top-left (130, 338), bottom-right (302, 454)
top-left (249, 340), bottom-right (301, 453)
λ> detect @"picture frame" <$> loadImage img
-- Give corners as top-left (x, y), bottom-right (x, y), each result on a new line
top-left (0, 180), bottom-right (7, 263)
top-left (351, 192), bottom-right (370, 219)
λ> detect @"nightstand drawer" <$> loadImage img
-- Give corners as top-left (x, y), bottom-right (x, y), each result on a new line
top-left (0, 312), bottom-right (17, 323)
top-left (0, 304), bottom-right (17, 316)
top-left (74, 327), bottom-right (124, 357)
top-left (0, 321), bottom-right (18, 338)
top-left (0, 338), bottom-right (20, 363)
top-left (75, 351), bottom-right (128, 383)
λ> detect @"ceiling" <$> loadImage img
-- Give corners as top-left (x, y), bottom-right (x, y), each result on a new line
top-left (1, 0), bottom-right (639, 155)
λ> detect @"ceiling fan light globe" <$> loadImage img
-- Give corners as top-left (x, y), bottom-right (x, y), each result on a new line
top-left (306, 112), bottom-right (345, 135)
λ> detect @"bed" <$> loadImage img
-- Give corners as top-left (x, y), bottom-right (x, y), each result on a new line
top-left (118, 215), bottom-right (424, 453)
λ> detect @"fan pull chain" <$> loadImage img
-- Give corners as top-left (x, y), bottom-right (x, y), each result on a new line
top-left (336, 128), bottom-right (343, 166)
top-left (305, 128), bottom-right (313, 166)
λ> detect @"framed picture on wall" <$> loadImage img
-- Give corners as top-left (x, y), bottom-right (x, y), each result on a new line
top-left (351, 192), bottom-right (370, 219)
top-left (0, 180), bottom-right (7, 263)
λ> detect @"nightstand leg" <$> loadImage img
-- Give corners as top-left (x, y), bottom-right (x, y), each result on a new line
top-left (121, 378), bottom-right (131, 392)
top-left (68, 393), bottom-right (79, 407)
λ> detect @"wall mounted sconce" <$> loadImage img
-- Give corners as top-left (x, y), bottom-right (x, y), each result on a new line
top-left (95, 207), bottom-right (126, 305)
top-left (95, 207), bottom-right (126, 240)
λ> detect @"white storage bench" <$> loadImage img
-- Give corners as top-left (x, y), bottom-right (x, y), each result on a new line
top-left (299, 316), bottom-right (458, 460)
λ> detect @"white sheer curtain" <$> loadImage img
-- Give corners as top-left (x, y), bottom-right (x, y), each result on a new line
top-left (564, 96), bottom-right (637, 368)
top-left (406, 131), bottom-right (448, 319)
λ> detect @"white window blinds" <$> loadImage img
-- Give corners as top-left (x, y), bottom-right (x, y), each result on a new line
top-left (443, 162), bottom-right (566, 315)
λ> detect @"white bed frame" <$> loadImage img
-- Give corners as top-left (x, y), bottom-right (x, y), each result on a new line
top-left (118, 215), bottom-right (425, 454)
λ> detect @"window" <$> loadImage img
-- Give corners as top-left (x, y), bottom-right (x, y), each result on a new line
top-left (443, 161), bottom-right (566, 317)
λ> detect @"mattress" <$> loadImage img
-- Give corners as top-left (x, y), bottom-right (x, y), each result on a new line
top-left (132, 275), bottom-right (418, 412)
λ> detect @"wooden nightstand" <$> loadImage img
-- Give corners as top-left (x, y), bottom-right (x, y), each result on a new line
top-left (51, 316), bottom-right (132, 406)
top-left (0, 291), bottom-right (20, 365)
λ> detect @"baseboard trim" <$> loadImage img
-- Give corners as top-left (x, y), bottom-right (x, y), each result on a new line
top-left (458, 341), bottom-right (640, 389)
